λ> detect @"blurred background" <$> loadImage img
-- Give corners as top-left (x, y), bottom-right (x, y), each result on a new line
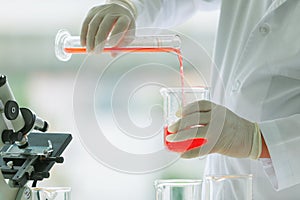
top-left (0, 1), bottom-right (219, 199)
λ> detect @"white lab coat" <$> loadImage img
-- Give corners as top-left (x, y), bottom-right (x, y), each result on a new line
top-left (132, 0), bottom-right (300, 199)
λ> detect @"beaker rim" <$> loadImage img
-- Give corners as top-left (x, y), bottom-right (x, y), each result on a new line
top-left (205, 174), bottom-right (253, 181)
top-left (154, 179), bottom-right (202, 187)
top-left (30, 187), bottom-right (71, 192)
top-left (160, 87), bottom-right (209, 95)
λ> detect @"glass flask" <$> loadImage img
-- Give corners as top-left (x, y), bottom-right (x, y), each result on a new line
top-left (30, 187), bottom-right (71, 200)
top-left (160, 87), bottom-right (210, 153)
top-left (205, 174), bottom-right (252, 200)
top-left (154, 179), bottom-right (203, 200)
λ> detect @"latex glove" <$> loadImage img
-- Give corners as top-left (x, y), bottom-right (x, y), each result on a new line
top-left (166, 100), bottom-right (262, 159)
top-left (80, 0), bottom-right (137, 53)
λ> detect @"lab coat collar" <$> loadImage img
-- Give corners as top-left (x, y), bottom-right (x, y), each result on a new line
top-left (266, 0), bottom-right (288, 15)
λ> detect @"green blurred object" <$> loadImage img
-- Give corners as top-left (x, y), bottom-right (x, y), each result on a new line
top-left (154, 179), bottom-right (203, 200)
top-left (5, 74), bottom-right (29, 106)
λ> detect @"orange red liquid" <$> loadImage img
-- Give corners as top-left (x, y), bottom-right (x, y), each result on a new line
top-left (64, 47), bottom-right (180, 54)
top-left (64, 47), bottom-right (206, 152)
top-left (164, 127), bottom-right (207, 153)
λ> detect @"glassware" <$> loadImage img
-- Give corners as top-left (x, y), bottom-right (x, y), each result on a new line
top-left (160, 87), bottom-right (210, 153)
top-left (30, 187), bottom-right (71, 200)
top-left (205, 174), bottom-right (252, 200)
top-left (55, 29), bottom-right (181, 61)
top-left (154, 179), bottom-right (203, 200)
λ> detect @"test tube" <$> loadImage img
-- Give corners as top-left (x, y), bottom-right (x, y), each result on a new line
top-left (55, 29), bottom-right (181, 61)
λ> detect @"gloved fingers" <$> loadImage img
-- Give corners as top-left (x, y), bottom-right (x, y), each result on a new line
top-left (109, 16), bottom-right (135, 57)
top-left (80, 3), bottom-right (136, 56)
top-left (166, 125), bottom-right (208, 142)
top-left (180, 147), bottom-right (201, 159)
top-left (86, 13), bottom-right (105, 52)
top-left (182, 100), bottom-right (216, 116)
top-left (85, 4), bottom-right (115, 52)
top-left (167, 119), bottom-right (180, 133)
top-left (94, 15), bottom-right (118, 53)
top-left (108, 15), bottom-right (132, 47)
top-left (81, 17), bottom-right (92, 47)
top-left (80, 5), bottom-right (108, 47)
top-left (168, 111), bottom-right (211, 133)
top-left (180, 137), bottom-right (214, 159)
top-left (180, 142), bottom-right (217, 159)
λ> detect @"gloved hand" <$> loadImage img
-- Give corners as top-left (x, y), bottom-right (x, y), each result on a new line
top-left (80, 0), bottom-right (137, 53)
top-left (166, 100), bottom-right (262, 159)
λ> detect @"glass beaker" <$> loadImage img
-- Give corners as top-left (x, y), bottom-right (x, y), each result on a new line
top-left (205, 174), bottom-right (252, 200)
top-left (30, 187), bottom-right (71, 200)
top-left (160, 87), bottom-right (210, 153)
top-left (154, 179), bottom-right (203, 200)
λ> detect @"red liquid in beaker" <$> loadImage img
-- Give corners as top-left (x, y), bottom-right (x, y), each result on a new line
top-left (164, 127), bottom-right (207, 153)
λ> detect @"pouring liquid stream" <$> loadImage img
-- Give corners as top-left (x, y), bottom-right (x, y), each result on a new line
top-left (64, 46), bottom-right (206, 152)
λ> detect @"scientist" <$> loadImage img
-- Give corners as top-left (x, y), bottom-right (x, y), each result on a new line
top-left (80, 0), bottom-right (300, 199)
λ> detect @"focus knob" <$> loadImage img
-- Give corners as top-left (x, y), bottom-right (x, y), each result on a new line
top-left (4, 100), bottom-right (19, 120)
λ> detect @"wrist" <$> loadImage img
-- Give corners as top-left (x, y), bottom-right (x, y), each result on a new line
top-left (260, 134), bottom-right (271, 158)
top-left (249, 123), bottom-right (262, 159)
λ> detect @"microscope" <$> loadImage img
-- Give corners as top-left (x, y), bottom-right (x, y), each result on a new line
top-left (0, 74), bottom-right (72, 190)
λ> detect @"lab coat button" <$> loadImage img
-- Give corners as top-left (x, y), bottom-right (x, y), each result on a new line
top-left (259, 24), bottom-right (271, 35)
top-left (231, 80), bottom-right (241, 93)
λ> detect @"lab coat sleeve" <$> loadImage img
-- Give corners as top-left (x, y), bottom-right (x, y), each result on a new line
top-left (131, 0), bottom-right (220, 28)
top-left (259, 114), bottom-right (300, 190)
